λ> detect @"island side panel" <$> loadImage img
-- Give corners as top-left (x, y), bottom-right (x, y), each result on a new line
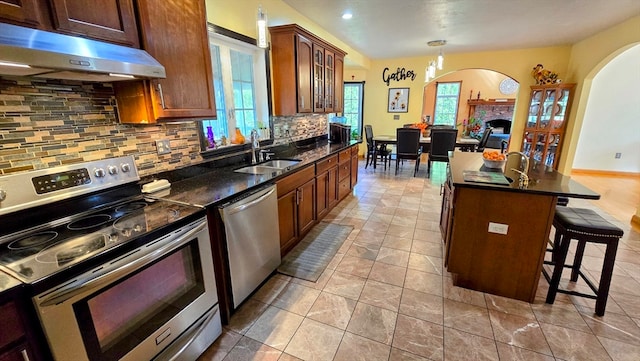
top-left (446, 187), bottom-right (556, 302)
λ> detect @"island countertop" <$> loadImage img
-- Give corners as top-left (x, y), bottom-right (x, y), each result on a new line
top-left (448, 152), bottom-right (600, 200)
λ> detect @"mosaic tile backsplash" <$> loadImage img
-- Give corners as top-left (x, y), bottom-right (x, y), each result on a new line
top-left (0, 77), bottom-right (329, 177)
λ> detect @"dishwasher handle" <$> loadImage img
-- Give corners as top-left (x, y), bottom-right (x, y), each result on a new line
top-left (224, 187), bottom-right (275, 216)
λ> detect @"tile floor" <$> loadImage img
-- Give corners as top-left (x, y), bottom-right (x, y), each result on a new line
top-left (198, 159), bottom-right (640, 361)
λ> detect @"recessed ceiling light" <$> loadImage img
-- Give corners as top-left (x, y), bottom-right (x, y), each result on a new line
top-left (342, 12), bottom-right (353, 20)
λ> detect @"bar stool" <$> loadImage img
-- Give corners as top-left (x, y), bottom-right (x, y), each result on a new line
top-left (542, 207), bottom-right (624, 316)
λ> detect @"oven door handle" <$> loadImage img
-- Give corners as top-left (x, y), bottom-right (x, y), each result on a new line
top-left (38, 220), bottom-right (207, 307)
top-left (154, 305), bottom-right (218, 361)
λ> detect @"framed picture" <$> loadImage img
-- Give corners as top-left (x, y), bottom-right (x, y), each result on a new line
top-left (388, 88), bottom-right (409, 113)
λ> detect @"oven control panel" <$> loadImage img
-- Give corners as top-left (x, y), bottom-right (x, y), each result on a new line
top-left (0, 155), bottom-right (140, 216)
top-left (32, 168), bottom-right (91, 194)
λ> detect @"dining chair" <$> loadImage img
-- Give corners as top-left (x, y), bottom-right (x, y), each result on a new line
top-left (475, 127), bottom-right (494, 152)
top-left (364, 125), bottom-right (391, 169)
top-left (395, 127), bottom-right (422, 176)
top-left (427, 128), bottom-right (458, 178)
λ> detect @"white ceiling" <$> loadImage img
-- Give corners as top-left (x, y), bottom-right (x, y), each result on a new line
top-left (280, 0), bottom-right (640, 59)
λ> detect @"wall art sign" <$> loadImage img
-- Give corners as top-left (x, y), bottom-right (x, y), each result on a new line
top-left (388, 88), bottom-right (409, 113)
top-left (382, 67), bottom-right (416, 86)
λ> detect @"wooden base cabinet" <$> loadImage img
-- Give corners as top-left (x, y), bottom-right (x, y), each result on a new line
top-left (114, 0), bottom-right (216, 124)
top-left (337, 148), bottom-right (352, 200)
top-left (439, 178), bottom-right (454, 265)
top-left (315, 155), bottom-right (338, 219)
top-left (350, 145), bottom-right (359, 188)
top-left (0, 288), bottom-right (50, 361)
top-left (444, 186), bottom-right (555, 302)
top-left (276, 166), bottom-right (316, 256)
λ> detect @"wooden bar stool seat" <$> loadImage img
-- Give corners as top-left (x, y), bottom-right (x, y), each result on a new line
top-left (542, 207), bottom-right (624, 316)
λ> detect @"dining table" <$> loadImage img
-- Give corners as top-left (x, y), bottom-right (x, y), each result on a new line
top-left (371, 135), bottom-right (480, 169)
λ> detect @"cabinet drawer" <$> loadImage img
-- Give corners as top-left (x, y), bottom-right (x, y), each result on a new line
top-left (276, 165), bottom-right (315, 197)
top-left (351, 145), bottom-right (359, 155)
top-left (338, 161), bottom-right (350, 181)
top-left (0, 301), bottom-right (25, 349)
top-left (338, 178), bottom-right (351, 200)
top-left (338, 149), bottom-right (351, 163)
top-left (316, 155), bottom-right (338, 174)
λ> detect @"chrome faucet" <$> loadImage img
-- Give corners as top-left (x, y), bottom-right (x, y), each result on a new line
top-left (250, 129), bottom-right (260, 164)
top-left (505, 151), bottom-right (530, 189)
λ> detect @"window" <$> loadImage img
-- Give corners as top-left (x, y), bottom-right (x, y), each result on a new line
top-left (433, 82), bottom-right (461, 126)
top-left (342, 82), bottom-right (364, 139)
top-left (200, 27), bottom-right (269, 150)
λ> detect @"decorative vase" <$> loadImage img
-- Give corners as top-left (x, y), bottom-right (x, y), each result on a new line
top-left (232, 128), bottom-right (245, 144)
top-left (206, 126), bottom-right (216, 149)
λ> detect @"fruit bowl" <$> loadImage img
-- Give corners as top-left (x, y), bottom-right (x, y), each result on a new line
top-left (482, 158), bottom-right (507, 169)
top-left (482, 150), bottom-right (507, 169)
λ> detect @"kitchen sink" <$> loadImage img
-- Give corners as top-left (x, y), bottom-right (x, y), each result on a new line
top-left (261, 159), bottom-right (301, 168)
top-left (234, 159), bottom-right (301, 175)
top-left (234, 165), bottom-right (281, 175)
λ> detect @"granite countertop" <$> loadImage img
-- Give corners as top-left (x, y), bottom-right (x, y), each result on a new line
top-left (150, 140), bottom-right (360, 208)
top-left (449, 152), bottom-right (600, 199)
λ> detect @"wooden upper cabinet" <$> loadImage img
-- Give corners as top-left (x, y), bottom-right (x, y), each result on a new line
top-left (269, 24), bottom-right (346, 116)
top-left (0, 0), bottom-right (42, 27)
top-left (296, 34), bottom-right (313, 113)
top-left (0, 0), bottom-right (138, 46)
top-left (334, 53), bottom-right (344, 112)
top-left (323, 49), bottom-right (335, 112)
top-left (312, 43), bottom-right (325, 113)
top-left (49, 0), bottom-right (139, 47)
top-left (115, 0), bottom-right (216, 123)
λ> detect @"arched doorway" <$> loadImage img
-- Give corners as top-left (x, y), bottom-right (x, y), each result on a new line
top-left (422, 69), bottom-right (520, 149)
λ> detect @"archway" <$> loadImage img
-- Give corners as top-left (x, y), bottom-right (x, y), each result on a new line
top-left (422, 69), bottom-right (520, 149)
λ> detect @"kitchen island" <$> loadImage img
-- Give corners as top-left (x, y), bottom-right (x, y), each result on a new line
top-left (441, 152), bottom-right (599, 302)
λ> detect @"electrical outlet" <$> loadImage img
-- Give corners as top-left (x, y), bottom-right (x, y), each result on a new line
top-left (488, 222), bottom-right (509, 235)
top-left (615, 152), bottom-right (622, 159)
top-left (156, 139), bottom-right (171, 155)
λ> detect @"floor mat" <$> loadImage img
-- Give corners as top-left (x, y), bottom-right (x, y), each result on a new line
top-left (277, 222), bottom-right (353, 282)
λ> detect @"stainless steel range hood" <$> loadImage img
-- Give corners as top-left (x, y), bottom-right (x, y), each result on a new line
top-left (0, 23), bottom-right (166, 82)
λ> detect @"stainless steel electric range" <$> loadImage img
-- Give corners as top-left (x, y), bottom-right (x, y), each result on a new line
top-left (0, 156), bottom-right (221, 361)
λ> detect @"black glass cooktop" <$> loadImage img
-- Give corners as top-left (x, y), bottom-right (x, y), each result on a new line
top-left (0, 197), bottom-right (202, 283)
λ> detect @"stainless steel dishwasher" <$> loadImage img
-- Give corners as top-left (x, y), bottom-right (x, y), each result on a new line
top-left (219, 184), bottom-right (281, 308)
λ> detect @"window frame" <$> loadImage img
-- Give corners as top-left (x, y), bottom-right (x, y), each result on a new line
top-left (198, 24), bottom-right (273, 156)
top-left (433, 81), bottom-right (462, 127)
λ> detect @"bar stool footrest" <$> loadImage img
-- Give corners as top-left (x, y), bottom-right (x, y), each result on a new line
top-left (542, 261), bottom-right (600, 301)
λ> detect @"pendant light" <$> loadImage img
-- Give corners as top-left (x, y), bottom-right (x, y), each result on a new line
top-left (257, 5), bottom-right (268, 48)
top-left (425, 40), bottom-right (446, 81)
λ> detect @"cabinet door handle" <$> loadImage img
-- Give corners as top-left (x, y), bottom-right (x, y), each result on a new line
top-left (157, 83), bottom-right (166, 109)
top-left (301, 96), bottom-right (305, 108)
top-left (21, 349), bottom-right (30, 361)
